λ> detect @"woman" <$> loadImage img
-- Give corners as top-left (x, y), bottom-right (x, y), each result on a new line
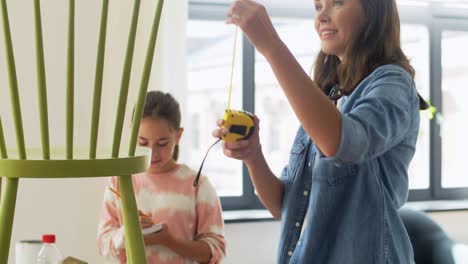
top-left (213, 0), bottom-right (428, 263)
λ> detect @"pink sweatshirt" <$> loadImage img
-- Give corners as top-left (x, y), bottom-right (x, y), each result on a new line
top-left (97, 164), bottom-right (226, 263)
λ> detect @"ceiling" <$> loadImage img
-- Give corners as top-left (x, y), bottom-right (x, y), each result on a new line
top-left (190, 0), bottom-right (468, 7)
top-left (190, 0), bottom-right (468, 17)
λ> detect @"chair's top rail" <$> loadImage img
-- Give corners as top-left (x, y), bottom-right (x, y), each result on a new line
top-left (0, 146), bottom-right (150, 160)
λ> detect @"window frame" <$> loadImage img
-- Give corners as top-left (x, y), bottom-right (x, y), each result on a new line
top-left (431, 17), bottom-right (468, 200)
top-left (188, 1), bottom-right (468, 211)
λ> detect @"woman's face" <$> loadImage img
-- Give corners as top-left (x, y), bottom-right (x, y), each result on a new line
top-left (314, 0), bottom-right (367, 61)
top-left (138, 117), bottom-right (183, 174)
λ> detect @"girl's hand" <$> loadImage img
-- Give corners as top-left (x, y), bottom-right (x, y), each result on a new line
top-left (139, 210), bottom-right (154, 229)
top-left (226, 0), bottom-right (281, 57)
top-left (212, 115), bottom-right (262, 164)
top-left (143, 223), bottom-right (174, 247)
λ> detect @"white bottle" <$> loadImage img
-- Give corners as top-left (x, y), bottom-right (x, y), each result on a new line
top-left (37, 234), bottom-right (63, 264)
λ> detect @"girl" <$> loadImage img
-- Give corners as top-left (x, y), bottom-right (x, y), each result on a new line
top-left (213, 0), bottom-right (428, 263)
top-left (98, 91), bottom-right (226, 263)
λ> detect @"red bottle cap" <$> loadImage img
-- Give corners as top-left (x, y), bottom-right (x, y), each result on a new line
top-left (42, 234), bottom-right (56, 243)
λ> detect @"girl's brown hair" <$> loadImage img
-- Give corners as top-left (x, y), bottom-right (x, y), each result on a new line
top-left (142, 91), bottom-right (182, 160)
top-left (313, 0), bottom-right (429, 110)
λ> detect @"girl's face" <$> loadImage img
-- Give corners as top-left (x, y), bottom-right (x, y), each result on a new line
top-left (314, 0), bottom-right (367, 61)
top-left (138, 117), bottom-right (183, 174)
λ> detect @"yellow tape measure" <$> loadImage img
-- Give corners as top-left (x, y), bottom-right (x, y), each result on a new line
top-left (222, 109), bottom-right (254, 142)
top-left (194, 26), bottom-right (254, 186)
top-left (221, 26), bottom-right (255, 142)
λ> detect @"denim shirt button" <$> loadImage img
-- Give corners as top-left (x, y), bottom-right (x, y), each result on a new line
top-left (288, 251), bottom-right (293, 256)
top-left (334, 161), bottom-right (344, 167)
top-left (295, 222), bottom-right (301, 228)
top-left (307, 161), bottom-right (312, 167)
top-left (303, 190), bottom-right (308, 196)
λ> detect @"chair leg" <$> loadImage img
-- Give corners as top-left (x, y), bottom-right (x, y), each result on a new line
top-left (0, 178), bottom-right (19, 264)
top-left (119, 176), bottom-right (147, 264)
top-left (0, 177), bottom-right (2, 201)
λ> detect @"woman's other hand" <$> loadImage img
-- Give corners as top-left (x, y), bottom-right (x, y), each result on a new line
top-left (227, 0), bottom-right (281, 57)
top-left (212, 115), bottom-right (262, 164)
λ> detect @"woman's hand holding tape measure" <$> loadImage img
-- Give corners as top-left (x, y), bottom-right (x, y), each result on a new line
top-left (193, 17), bottom-right (262, 187)
top-left (193, 112), bottom-right (260, 187)
top-left (213, 113), bottom-right (262, 163)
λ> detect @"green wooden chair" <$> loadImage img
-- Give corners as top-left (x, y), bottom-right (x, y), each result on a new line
top-left (0, 0), bottom-right (165, 263)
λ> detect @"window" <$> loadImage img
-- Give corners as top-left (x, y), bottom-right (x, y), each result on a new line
top-left (185, 19), bottom-right (244, 197)
top-left (431, 19), bottom-right (468, 200)
top-left (441, 30), bottom-right (468, 188)
top-left (255, 18), bottom-right (317, 177)
top-left (188, 1), bottom-right (468, 211)
top-left (401, 24), bottom-right (431, 190)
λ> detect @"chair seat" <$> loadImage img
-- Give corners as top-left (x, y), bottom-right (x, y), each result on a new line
top-left (0, 147), bottom-right (150, 178)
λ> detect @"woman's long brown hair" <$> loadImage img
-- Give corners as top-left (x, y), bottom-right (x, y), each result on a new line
top-left (313, 0), bottom-right (429, 110)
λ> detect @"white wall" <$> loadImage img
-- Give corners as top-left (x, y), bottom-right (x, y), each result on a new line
top-left (223, 221), bottom-right (280, 264)
top-left (428, 211), bottom-right (468, 244)
top-left (0, 0), bottom-right (187, 263)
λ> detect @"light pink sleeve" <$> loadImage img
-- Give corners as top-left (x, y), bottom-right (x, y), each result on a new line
top-left (96, 178), bottom-right (127, 262)
top-left (195, 176), bottom-right (226, 264)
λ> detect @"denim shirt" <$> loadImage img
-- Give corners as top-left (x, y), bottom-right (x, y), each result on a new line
top-left (278, 64), bottom-right (419, 264)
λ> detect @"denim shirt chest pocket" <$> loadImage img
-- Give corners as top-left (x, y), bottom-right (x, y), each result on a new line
top-left (312, 152), bottom-right (357, 185)
top-left (284, 134), bottom-right (310, 184)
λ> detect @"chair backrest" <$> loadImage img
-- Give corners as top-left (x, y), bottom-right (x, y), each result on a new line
top-left (0, 0), bottom-right (164, 168)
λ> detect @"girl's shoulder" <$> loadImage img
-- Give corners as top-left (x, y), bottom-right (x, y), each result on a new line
top-left (172, 163), bottom-right (197, 179)
top-left (172, 164), bottom-right (220, 202)
top-left (175, 164), bottom-right (216, 188)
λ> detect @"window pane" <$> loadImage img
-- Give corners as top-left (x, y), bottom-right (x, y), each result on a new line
top-left (186, 20), bottom-right (243, 196)
top-left (255, 19), bottom-right (319, 176)
top-left (401, 24), bottom-right (431, 190)
top-left (441, 30), bottom-right (468, 188)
